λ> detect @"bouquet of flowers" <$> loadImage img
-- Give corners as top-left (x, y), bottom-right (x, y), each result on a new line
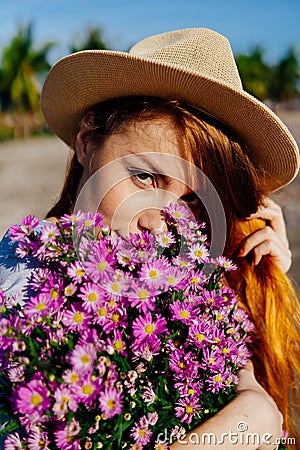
top-left (0, 204), bottom-right (254, 449)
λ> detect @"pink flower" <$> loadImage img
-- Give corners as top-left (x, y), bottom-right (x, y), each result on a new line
top-left (62, 303), bottom-right (91, 332)
top-left (130, 416), bottom-right (153, 446)
top-left (23, 293), bottom-right (52, 319)
top-left (54, 418), bottom-right (81, 450)
top-left (53, 385), bottom-right (78, 416)
top-left (73, 376), bottom-right (100, 407)
top-left (132, 312), bottom-right (167, 343)
top-left (138, 260), bottom-right (168, 290)
top-left (78, 282), bottom-right (105, 311)
top-left (28, 426), bottom-right (50, 450)
top-left (15, 378), bottom-right (50, 421)
top-left (188, 242), bottom-right (210, 263)
top-left (68, 343), bottom-right (96, 374)
top-left (99, 386), bottom-right (123, 418)
top-left (4, 433), bottom-right (23, 449)
top-left (40, 223), bottom-right (59, 244)
top-left (175, 396), bottom-right (202, 423)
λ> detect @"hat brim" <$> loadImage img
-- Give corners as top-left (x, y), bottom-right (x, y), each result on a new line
top-left (40, 49), bottom-right (299, 191)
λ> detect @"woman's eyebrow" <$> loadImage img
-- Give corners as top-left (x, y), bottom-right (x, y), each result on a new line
top-left (126, 152), bottom-right (172, 183)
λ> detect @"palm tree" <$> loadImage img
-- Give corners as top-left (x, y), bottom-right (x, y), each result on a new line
top-left (69, 26), bottom-right (110, 53)
top-left (235, 46), bottom-right (272, 101)
top-left (0, 22), bottom-right (55, 138)
top-left (270, 46), bottom-right (300, 104)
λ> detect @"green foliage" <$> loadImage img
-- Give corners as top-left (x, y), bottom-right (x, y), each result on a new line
top-left (236, 45), bottom-right (300, 103)
top-left (0, 22), bottom-right (55, 113)
top-left (69, 26), bottom-right (110, 53)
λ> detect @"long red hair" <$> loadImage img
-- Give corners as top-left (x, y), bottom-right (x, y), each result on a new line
top-left (47, 97), bottom-right (300, 444)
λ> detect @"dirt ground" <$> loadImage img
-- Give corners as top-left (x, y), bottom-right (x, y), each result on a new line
top-left (0, 110), bottom-right (300, 287)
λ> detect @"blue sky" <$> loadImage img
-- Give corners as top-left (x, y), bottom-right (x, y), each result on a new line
top-left (0, 0), bottom-right (299, 64)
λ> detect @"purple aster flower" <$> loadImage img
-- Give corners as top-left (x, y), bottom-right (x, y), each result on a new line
top-left (54, 418), bottom-right (81, 450)
top-left (138, 260), bottom-right (168, 291)
top-left (132, 312), bottom-right (167, 343)
top-left (127, 284), bottom-right (157, 313)
top-left (99, 386), bottom-right (123, 419)
top-left (40, 223), bottom-right (59, 245)
top-left (213, 255), bottom-right (238, 271)
top-left (163, 203), bottom-right (193, 224)
top-left (4, 433), bottom-right (23, 450)
top-left (27, 426), bottom-right (50, 450)
top-left (67, 261), bottom-right (86, 284)
top-left (170, 300), bottom-right (199, 324)
top-left (23, 293), bottom-right (52, 319)
top-left (62, 303), bottom-right (91, 332)
top-left (68, 343), bottom-right (96, 374)
top-left (83, 240), bottom-right (115, 283)
top-left (14, 378), bottom-right (51, 422)
top-left (188, 242), bottom-right (210, 263)
top-left (9, 215), bottom-right (40, 241)
top-left (130, 416), bottom-right (153, 446)
top-left (73, 375), bottom-right (100, 407)
top-left (78, 282), bottom-right (105, 311)
top-left (53, 385), bottom-right (78, 416)
top-left (155, 230), bottom-right (176, 248)
top-left (175, 396), bottom-right (202, 424)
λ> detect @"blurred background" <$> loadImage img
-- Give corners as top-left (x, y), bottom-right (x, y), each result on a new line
top-left (0, 0), bottom-right (300, 287)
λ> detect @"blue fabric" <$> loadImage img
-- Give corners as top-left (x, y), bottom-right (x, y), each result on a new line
top-left (0, 223), bottom-right (47, 301)
top-left (0, 223), bottom-right (47, 446)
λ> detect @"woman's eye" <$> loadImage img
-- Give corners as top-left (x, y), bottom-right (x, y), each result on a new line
top-left (129, 169), bottom-right (156, 187)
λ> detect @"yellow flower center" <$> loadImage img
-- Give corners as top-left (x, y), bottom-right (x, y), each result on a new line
top-left (75, 268), bottom-right (85, 277)
top-left (194, 249), bottom-right (204, 257)
top-left (138, 289), bottom-right (148, 300)
top-left (98, 307), bottom-right (107, 317)
top-left (185, 405), bottom-right (193, 414)
top-left (31, 393), bottom-right (42, 407)
top-left (61, 396), bottom-right (69, 404)
top-left (179, 310), bottom-right (190, 319)
top-left (82, 384), bottom-right (93, 396)
top-left (113, 340), bottom-right (124, 352)
top-left (81, 354), bottom-right (90, 364)
top-left (173, 211), bottom-right (182, 219)
top-left (111, 283), bottom-right (120, 293)
top-left (50, 288), bottom-right (59, 299)
top-left (190, 277), bottom-right (199, 284)
top-left (73, 312), bottom-right (83, 323)
top-left (36, 302), bottom-right (46, 311)
top-left (149, 269), bottom-right (158, 279)
top-left (138, 429), bottom-right (147, 437)
top-left (144, 324), bottom-right (155, 334)
top-left (196, 333), bottom-right (205, 342)
top-left (111, 313), bottom-right (120, 323)
top-left (107, 399), bottom-right (116, 409)
top-left (216, 314), bottom-right (223, 321)
top-left (214, 375), bottom-right (222, 382)
top-left (87, 292), bottom-right (98, 303)
top-left (167, 276), bottom-right (176, 285)
top-left (97, 261), bottom-right (107, 272)
top-left (70, 373), bottom-right (79, 383)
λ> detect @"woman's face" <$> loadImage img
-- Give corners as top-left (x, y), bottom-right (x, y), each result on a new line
top-left (75, 116), bottom-right (200, 236)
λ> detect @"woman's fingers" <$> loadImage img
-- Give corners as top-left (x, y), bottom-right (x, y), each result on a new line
top-left (241, 198), bottom-right (291, 273)
top-left (248, 197), bottom-right (289, 245)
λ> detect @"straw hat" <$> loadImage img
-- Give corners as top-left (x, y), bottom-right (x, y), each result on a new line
top-left (40, 27), bottom-right (299, 191)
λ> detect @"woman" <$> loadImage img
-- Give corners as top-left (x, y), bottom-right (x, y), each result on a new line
top-left (1, 28), bottom-right (299, 448)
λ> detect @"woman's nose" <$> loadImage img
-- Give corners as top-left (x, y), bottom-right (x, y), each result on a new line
top-left (137, 209), bottom-right (168, 234)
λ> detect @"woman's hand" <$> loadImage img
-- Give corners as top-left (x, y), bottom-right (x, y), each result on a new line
top-left (239, 197), bottom-right (291, 273)
top-left (170, 362), bottom-right (283, 449)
